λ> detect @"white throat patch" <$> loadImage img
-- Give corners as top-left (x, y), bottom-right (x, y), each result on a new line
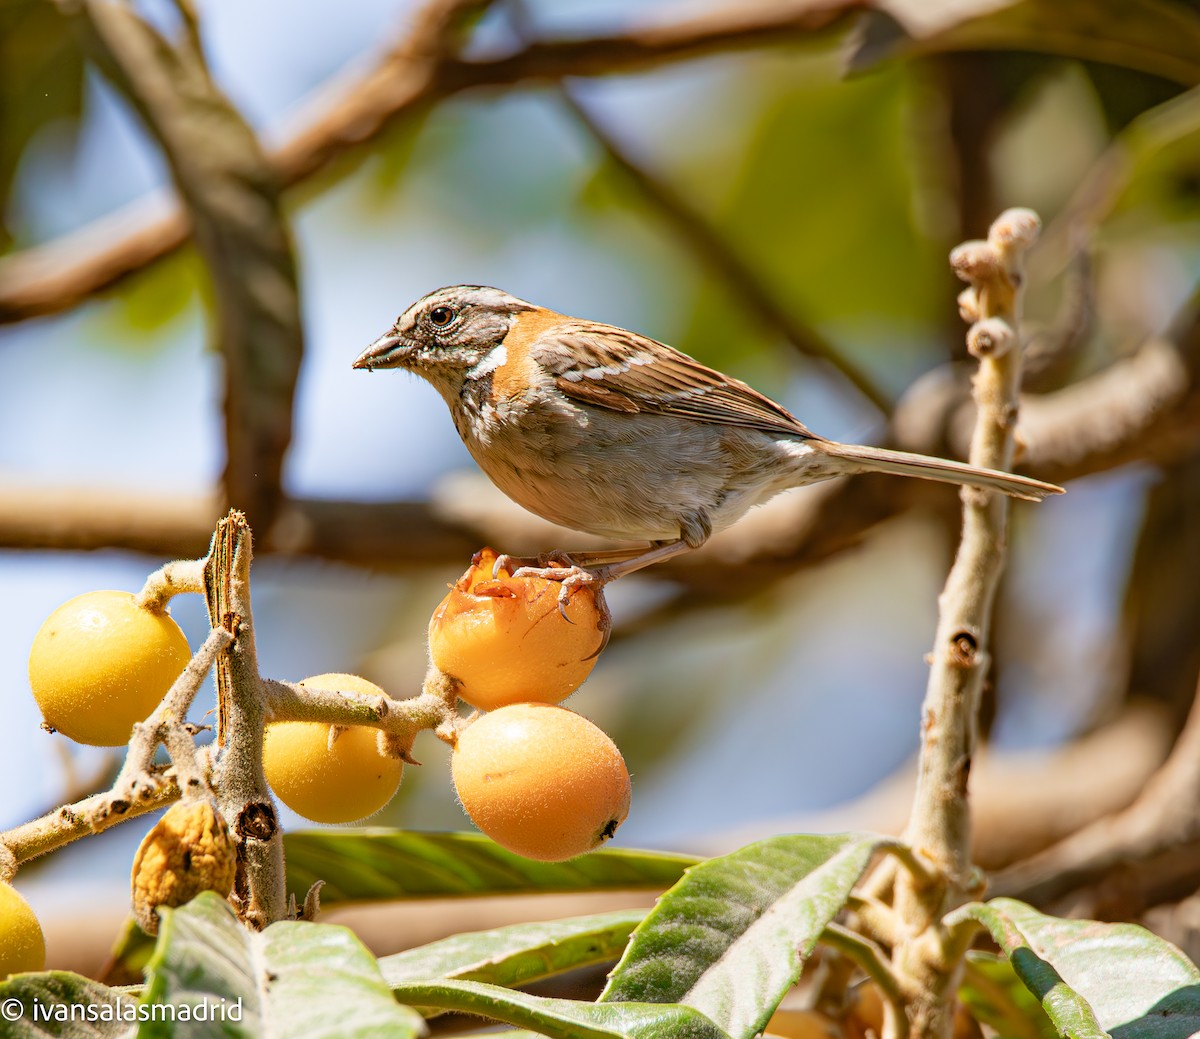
top-left (467, 343), bottom-right (508, 380)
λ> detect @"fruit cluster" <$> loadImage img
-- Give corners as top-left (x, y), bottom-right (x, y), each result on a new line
top-left (5, 547), bottom-right (631, 973)
top-left (262, 549), bottom-right (630, 861)
top-left (431, 549), bottom-right (629, 861)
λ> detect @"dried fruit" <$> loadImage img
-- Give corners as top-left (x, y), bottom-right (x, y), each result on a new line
top-left (29, 590), bottom-right (191, 746)
top-left (452, 702), bottom-right (630, 861)
top-left (263, 673), bottom-right (403, 824)
top-left (131, 799), bottom-right (237, 935)
top-left (429, 548), bottom-right (608, 711)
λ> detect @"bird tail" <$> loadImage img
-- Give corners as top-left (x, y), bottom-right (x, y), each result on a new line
top-left (819, 441), bottom-right (1063, 502)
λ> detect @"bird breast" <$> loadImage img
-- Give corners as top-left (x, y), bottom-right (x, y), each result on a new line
top-left (451, 382), bottom-right (822, 543)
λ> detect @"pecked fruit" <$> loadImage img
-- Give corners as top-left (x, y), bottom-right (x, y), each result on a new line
top-left (131, 799), bottom-right (237, 936)
top-left (429, 548), bottom-right (608, 711)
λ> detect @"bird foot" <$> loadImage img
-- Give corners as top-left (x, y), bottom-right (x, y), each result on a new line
top-left (491, 551), bottom-right (614, 633)
top-left (493, 550), bottom-right (578, 577)
top-left (508, 562), bottom-right (614, 656)
top-left (511, 562), bottom-right (609, 616)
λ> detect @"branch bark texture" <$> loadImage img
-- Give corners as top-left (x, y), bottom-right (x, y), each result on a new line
top-left (904, 210), bottom-right (1040, 886)
top-left (0, 0), bottom-right (855, 326)
top-left (55, 0), bottom-right (304, 533)
top-left (894, 208), bottom-right (1041, 1039)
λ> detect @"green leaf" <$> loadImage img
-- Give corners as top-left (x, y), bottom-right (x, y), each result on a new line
top-left (601, 833), bottom-right (887, 1039)
top-left (389, 978), bottom-right (731, 1039)
top-left (380, 908), bottom-right (646, 989)
top-left (1089, 86), bottom-right (1200, 225)
top-left (956, 897), bottom-right (1200, 1039)
top-left (283, 830), bottom-right (698, 905)
top-left (0, 971), bottom-right (130, 1038)
top-left (103, 918), bottom-right (156, 988)
top-left (676, 55), bottom-right (944, 384)
top-left (850, 0), bottom-right (1200, 86)
top-left (136, 891), bottom-right (423, 1039)
top-left (960, 951), bottom-right (1059, 1039)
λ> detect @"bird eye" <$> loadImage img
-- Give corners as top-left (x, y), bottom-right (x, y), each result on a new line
top-left (428, 305), bottom-right (456, 328)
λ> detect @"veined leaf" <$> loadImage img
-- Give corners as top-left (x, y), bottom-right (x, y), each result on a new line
top-left (283, 829), bottom-right (698, 905)
top-left (0, 971), bottom-right (130, 1038)
top-left (602, 833), bottom-right (888, 1039)
top-left (390, 977), bottom-right (731, 1039)
top-left (136, 892), bottom-right (423, 1039)
top-left (954, 897), bottom-right (1200, 1039)
top-left (380, 908), bottom-right (646, 988)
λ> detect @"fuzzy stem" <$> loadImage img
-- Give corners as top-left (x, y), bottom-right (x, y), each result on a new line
top-left (0, 778), bottom-right (179, 880)
top-left (262, 682), bottom-right (454, 762)
top-left (844, 893), bottom-right (902, 950)
top-left (135, 558), bottom-right (205, 612)
top-left (894, 209), bottom-right (1041, 1038)
top-left (110, 625), bottom-right (232, 803)
top-left (882, 840), bottom-right (943, 895)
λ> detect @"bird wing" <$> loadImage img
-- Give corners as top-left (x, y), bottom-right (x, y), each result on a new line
top-left (529, 322), bottom-right (822, 440)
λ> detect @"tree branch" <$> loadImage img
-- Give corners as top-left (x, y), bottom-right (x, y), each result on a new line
top-left (901, 212), bottom-right (1040, 894)
top-left (554, 86), bottom-right (891, 415)
top-left (893, 209), bottom-right (1040, 1039)
top-left (0, 0), bottom-right (857, 325)
top-left (57, 0), bottom-right (305, 532)
top-left (990, 665), bottom-right (1200, 915)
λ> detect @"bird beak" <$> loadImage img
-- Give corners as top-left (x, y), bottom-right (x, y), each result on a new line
top-left (352, 331), bottom-right (407, 370)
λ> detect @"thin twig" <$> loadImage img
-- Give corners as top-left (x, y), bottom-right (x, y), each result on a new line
top-left (902, 209), bottom-right (1041, 893)
top-left (109, 625), bottom-right (232, 804)
top-left (0, 778), bottom-right (180, 882)
top-left (892, 208), bottom-right (1041, 1039)
top-left (262, 680), bottom-right (457, 760)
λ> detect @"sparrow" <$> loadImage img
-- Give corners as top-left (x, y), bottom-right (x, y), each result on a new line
top-left (353, 286), bottom-right (1061, 584)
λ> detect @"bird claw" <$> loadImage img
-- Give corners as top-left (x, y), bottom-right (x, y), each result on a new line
top-left (510, 563), bottom-right (606, 620)
top-left (512, 564), bottom-right (614, 656)
top-left (492, 550), bottom-right (576, 579)
top-left (495, 551), bottom-right (602, 619)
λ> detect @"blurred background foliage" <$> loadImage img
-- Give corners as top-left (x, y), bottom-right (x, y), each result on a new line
top-left (4, 0), bottom-right (1200, 969)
